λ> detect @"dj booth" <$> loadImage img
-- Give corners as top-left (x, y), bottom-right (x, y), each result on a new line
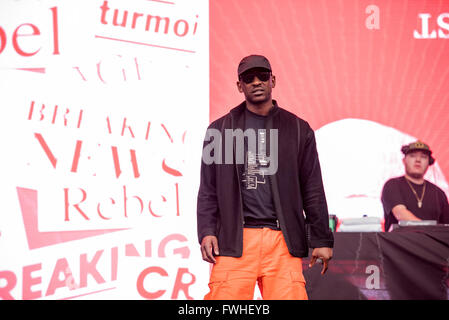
top-left (302, 226), bottom-right (449, 300)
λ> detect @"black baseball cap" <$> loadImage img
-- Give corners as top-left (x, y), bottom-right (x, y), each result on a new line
top-left (401, 140), bottom-right (435, 165)
top-left (237, 55), bottom-right (272, 77)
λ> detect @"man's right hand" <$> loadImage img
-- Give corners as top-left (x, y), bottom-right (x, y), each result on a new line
top-left (201, 235), bottom-right (219, 263)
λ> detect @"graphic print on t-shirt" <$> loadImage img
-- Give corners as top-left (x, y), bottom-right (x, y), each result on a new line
top-left (240, 109), bottom-right (277, 221)
top-left (242, 129), bottom-right (270, 190)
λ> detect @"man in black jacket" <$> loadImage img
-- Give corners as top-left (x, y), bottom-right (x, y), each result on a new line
top-left (197, 55), bottom-right (333, 300)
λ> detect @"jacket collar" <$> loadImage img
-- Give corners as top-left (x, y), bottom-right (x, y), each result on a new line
top-left (230, 99), bottom-right (280, 118)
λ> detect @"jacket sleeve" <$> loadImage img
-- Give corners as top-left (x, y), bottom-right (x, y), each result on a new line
top-left (299, 124), bottom-right (334, 248)
top-left (196, 127), bottom-right (219, 244)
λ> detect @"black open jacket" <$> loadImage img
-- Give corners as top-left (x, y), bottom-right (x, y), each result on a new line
top-left (197, 100), bottom-right (334, 258)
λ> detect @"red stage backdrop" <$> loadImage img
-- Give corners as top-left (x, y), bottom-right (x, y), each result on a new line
top-left (0, 0), bottom-right (448, 300)
top-left (210, 0), bottom-right (449, 221)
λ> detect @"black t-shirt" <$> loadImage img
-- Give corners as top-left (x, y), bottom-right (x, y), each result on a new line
top-left (241, 108), bottom-right (277, 222)
top-left (381, 176), bottom-right (449, 231)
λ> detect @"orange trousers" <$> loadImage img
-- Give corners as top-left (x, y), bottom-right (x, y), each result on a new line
top-left (204, 227), bottom-right (308, 300)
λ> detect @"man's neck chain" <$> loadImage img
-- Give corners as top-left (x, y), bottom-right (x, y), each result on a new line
top-left (405, 177), bottom-right (426, 208)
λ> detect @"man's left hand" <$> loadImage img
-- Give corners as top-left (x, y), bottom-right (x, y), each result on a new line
top-left (309, 247), bottom-right (333, 275)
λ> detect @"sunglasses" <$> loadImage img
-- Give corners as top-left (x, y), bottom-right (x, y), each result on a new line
top-left (239, 71), bottom-right (271, 84)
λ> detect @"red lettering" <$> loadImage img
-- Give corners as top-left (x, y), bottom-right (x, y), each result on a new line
top-left (123, 185), bottom-right (143, 218)
top-left (174, 20), bottom-right (188, 37)
top-left (111, 247), bottom-right (118, 281)
top-left (77, 110), bottom-right (83, 129)
top-left (125, 243), bottom-right (140, 257)
top-left (38, 103), bottom-right (45, 121)
top-left (63, 108), bottom-right (69, 126)
top-left (99, 1), bottom-right (199, 38)
top-left (162, 159), bottom-right (182, 176)
top-left (50, 7), bottom-right (60, 54)
top-left (113, 9), bottom-right (128, 27)
top-left (97, 61), bottom-right (106, 83)
top-left (100, 1), bottom-right (110, 24)
top-left (80, 251), bottom-right (106, 287)
top-left (158, 234), bottom-right (189, 258)
top-left (193, 15), bottom-right (198, 35)
top-left (122, 64), bottom-right (126, 81)
top-left (51, 105), bottom-right (58, 124)
top-left (34, 132), bottom-right (57, 168)
top-left (111, 146), bottom-right (141, 179)
top-left (106, 116), bottom-right (113, 134)
top-left (27, 100), bottom-right (35, 120)
top-left (145, 121), bottom-right (151, 140)
top-left (171, 268), bottom-right (195, 300)
top-left (107, 116), bottom-right (150, 141)
top-left (62, 183), bottom-right (180, 222)
top-left (175, 182), bottom-right (180, 216)
top-left (0, 6), bottom-right (59, 57)
top-left (34, 133), bottom-right (85, 174)
top-left (96, 55), bottom-right (128, 83)
top-left (131, 12), bottom-right (143, 29)
top-left (136, 267), bottom-right (196, 300)
top-left (12, 23), bottom-right (41, 57)
top-left (22, 264), bottom-right (42, 300)
top-left (148, 196), bottom-right (164, 218)
top-left (161, 124), bottom-right (174, 143)
top-left (130, 149), bottom-right (140, 178)
top-left (111, 146), bottom-right (122, 178)
top-left (145, 240), bottom-right (152, 258)
top-left (1, 245), bottom-right (122, 300)
top-left (70, 140), bottom-right (83, 173)
top-left (46, 258), bottom-right (72, 296)
top-left (28, 101), bottom-right (83, 128)
top-left (135, 57), bottom-right (141, 80)
top-left (121, 118), bottom-right (135, 138)
top-left (0, 270), bottom-right (17, 300)
top-left (64, 187), bottom-right (90, 221)
top-left (146, 15), bottom-right (169, 33)
top-left (73, 66), bottom-right (87, 81)
top-left (137, 266), bottom-right (168, 299)
top-left (0, 26), bottom-right (6, 54)
top-left (97, 197), bottom-right (115, 220)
